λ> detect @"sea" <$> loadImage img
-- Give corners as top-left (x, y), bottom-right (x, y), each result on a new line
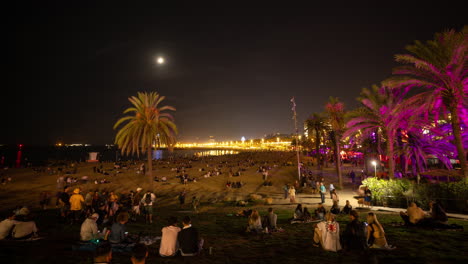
top-left (0, 145), bottom-right (239, 168)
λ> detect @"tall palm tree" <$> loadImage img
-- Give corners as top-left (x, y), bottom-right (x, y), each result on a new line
top-left (384, 27), bottom-right (468, 178)
top-left (325, 97), bottom-right (345, 189)
top-left (306, 113), bottom-right (328, 170)
top-left (344, 85), bottom-right (413, 178)
top-left (114, 92), bottom-right (177, 180)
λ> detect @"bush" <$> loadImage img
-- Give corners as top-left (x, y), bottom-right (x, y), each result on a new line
top-left (363, 177), bottom-right (468, 213)
top-left (362, 177), bottom-right (411, 208)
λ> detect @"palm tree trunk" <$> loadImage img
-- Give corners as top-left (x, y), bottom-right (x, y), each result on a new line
top-left (147, 145), bottom-right (153, 179)
top-left (315, 130), bottom-right (321, 170)
top-left (335, 134), bottom-right (343, 189)
top-left (450, 109), bottom-right (468, 178)
top-left (386, 134), bottom-right (395, 178)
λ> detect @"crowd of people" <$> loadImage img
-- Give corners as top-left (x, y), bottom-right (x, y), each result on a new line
top-left (0, 151), bottom-right (464, 263)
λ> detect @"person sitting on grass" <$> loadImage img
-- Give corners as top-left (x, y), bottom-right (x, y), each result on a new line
top-left (109, 212), bottom-right (135, 251)
top-left (302, 207), bottom-right (313, 222)
top-left (428, 200), bottom-right (448, 226)
top-left (93, 242), bottom-right (112, 264)
top-left (178, 216), bottom-right (204, 256)
top-left (263, 207), bottom-right (278, 232)
top-left (366, 212), bottom-right (395, 250)
top-left (330, 201), bottom-right (340, 215)
top-left (12, 208), bottom-right (39, 240)
top-left (80, 213), bottom-right (101, 242)
top-left (0, 211), bottom-right (18, 240)
top-left (315, 203), bottom-right (327, 221)
top-left (293, 204), bottom-right (304, 221)
top-left (313, 212), bottom-right (342, 252)
top-left (342, 200), bottom-right (352, 215)
top-left (246, 210), bottom-right (263, 234)
top-left (341, 210), bottom-right (367, 251)
top-left (399, 202), bottom-right (426, 226)
top-left (131, 243), bottom-right (148, 264)
top-left (159, 216), bottom-right (181, 257)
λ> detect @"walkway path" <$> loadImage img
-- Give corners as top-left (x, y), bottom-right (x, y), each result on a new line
top-left (276, 163), bottom-right (468, 220)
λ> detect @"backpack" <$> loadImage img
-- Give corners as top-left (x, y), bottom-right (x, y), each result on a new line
top-left (144, 193), bottom-right (152, 205)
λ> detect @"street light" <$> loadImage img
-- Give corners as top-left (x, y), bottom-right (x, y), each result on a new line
top-left (371, 160), bottom-right (377, 177)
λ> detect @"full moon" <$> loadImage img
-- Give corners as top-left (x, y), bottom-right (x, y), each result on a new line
top-left (156, 56), bottom-right (165, 64)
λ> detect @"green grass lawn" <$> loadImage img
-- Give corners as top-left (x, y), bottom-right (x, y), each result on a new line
top-left (1, 204), bottom-right (467, 264)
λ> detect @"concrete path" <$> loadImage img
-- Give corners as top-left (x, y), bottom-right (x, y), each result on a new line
top-left (287, 164), bottom-right (468, 220)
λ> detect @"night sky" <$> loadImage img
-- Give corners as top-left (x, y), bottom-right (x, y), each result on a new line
top-left (4, 2), bottom-right (466, 145)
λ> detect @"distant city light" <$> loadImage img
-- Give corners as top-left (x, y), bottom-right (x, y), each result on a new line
top-left (241, 136), bottom-right (246, 143)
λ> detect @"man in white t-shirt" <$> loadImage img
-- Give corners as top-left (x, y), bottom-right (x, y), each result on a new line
top-left (0, 212), bottom-right (18, 240)
top-left (159, 216), bottom-right (181, 257)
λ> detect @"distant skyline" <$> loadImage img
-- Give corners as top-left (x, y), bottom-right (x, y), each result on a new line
top-left (4, 3), bottom-right (466, 145)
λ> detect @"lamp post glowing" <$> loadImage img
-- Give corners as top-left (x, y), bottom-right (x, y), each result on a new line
top-left (371, 160), bottom-right (377, 177)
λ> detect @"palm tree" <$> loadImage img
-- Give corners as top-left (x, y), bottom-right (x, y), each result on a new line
top-left (306, 113), bottom-right (328, 170)
top-left (114, 92), bottom-right (177, 180)
top-left (344, 85), bottom-right (414, 178)
top-left (384, 27), bottom-right (468, 178)
top-left (401, 129), bottom-right (454, 176)
top-left (325, 97), bottom-right (345, 189)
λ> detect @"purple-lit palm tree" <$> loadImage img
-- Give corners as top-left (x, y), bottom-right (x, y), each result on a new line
top-left (114, 92), bottom-right (177, 180)
top-left (344, 85), bottom-right (413, 178)
top-left (384, 27), bottom-right (468, 178)
top-left (401, 129), bottom-right (454, 176)
top-left (325, 97), bottom-right (345, 189)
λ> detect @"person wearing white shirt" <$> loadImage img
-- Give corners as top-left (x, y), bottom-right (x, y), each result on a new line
top-left (159, 216), bottom-right (181, 257)
top-left (0, 212), bottom-right (18, 240)
top-left (80, 213), bottom-right (100, 241)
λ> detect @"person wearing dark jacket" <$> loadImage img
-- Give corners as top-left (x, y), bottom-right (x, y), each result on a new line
top-left (177, 216), bottom-right (204, 256)
top-left (341, 210), bottom-right (367, 251)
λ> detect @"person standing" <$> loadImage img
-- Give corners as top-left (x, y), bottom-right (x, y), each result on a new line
top-left (191, 196), bottom-right (200, 214)
top-left (140, 191), bottom-right (156, 224)
top-left (350, 170), bottom-right (356, 184)
top-left (159, 216), bottom-right (181, 257)
top-left (320, 182), bottom-right (326, 204)
top-left (329, 183), bottom-right (335, 199)
top-left (331, 189), bottom-right (339, 204)
top-left (69, 188), bottom-right (85, 225)
top-left (178, 189), bottom-right (186, 209)
top-left (288, 186), bottom-right (296, 203)
top-left (364, 186), bottom-right (372, 207)
top-left (132, 187), bottom-right (143, 221)
top-left (283, 184), bottom-right (289, 199)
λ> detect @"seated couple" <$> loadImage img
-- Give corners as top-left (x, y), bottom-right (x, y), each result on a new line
top-left (246, 208), bottom-right (278, 234)
top-left (159, 216), bottom-right (204, 257)
top-left (400, 201), bottom-right (460, 230)
top-left (291, 204), bottom-right (314, 223)
top-left (0, 210), bottom-right (39, 240)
